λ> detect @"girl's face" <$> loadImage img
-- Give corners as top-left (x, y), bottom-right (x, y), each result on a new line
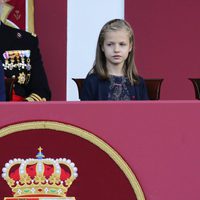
top-left (102, 29), bottom-right (132, 69)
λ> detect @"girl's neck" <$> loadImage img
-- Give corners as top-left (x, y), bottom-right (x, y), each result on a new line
top-left (107, 64), bottom-right (124, 76)
top-left (108, 72), bottom-right (124, 77)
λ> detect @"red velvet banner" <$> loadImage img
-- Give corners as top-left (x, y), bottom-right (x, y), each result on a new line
top-left (1, 0), bottom-right (34, 32)
top-left (6, 0), bottom-right (26, 30)
top-left (0, 128), bottom-right (138, 200)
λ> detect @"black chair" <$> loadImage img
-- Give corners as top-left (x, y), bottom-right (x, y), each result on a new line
top-left (145, 79), bottom-right (163, 100)
top-left (189, 78), bottom-right (200, 100)
top-left (72, 78), bottom-right (163, 100)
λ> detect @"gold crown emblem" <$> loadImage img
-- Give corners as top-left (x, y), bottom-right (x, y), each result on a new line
top-left (1, 147), bottom-right (78, 197)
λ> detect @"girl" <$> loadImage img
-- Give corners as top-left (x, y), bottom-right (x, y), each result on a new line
top-left (80, 19), bottom-right (149, 101)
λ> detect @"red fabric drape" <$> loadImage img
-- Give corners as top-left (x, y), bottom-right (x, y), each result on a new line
top-left (6, 0), bottom-right (26, 30)
top-left (2, 0), bottom-right (34, 33)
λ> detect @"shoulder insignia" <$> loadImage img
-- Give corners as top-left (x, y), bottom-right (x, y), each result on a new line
top-left (16, 32), bottom-right (22, 39)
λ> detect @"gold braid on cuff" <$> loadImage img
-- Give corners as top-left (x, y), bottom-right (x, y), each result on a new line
top-left (25, 93), bottom-right (47, 101)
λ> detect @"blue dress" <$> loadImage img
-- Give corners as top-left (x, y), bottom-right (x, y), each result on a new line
top-left (0, 60), bottom-right (6, 101)
top-left (80, 73), bottom-right (149, 101)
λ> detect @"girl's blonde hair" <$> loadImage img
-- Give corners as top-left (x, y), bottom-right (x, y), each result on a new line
top-left (89, 19), bottom-right (139, 84)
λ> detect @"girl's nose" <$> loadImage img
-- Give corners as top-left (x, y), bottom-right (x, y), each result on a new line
top-left (114, 44), bottom-right (120, 52)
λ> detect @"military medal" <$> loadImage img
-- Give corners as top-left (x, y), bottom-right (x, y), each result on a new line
top-left (2, 50), bottom-right (32, 71)
top-left (14, 51), bottom-right (21, 69)
top-left (10, 51), bottom-right (17, 70)
top-left (19, 50), bottom-right (26, 69)
top-left (3, 50), bottom-right (32, 85)
top-left (18, 72), bottom-right (26, 84)
top-left (24, 50), bottom-right (31, 71)
top-left (2, 51), bottom-right (9, 70)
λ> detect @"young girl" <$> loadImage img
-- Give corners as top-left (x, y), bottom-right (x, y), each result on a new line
top-left (80, 19), bottom-right (149, 101)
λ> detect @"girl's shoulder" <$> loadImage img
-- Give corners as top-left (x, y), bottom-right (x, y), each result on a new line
top-left (84, 73), bottom-right (109, 89)
top-left (82, 73), bottom-right (99, 89)
top-left (134, 76), bottom-right (145, 85)
top-left (86, 73), bottom-right (98, 79)
top-left (138, 76), bottom-right (145, 82)
top-left (85, 73), bottom-right (102, 83)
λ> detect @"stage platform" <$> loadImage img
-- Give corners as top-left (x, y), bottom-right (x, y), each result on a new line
top-left (0, 101), bottom-right (200, 200)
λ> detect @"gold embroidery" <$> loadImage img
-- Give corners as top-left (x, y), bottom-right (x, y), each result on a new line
top-left (17, 72), bottom-right (26, 84)
top-left (26, 93), bottom-right (46, 102)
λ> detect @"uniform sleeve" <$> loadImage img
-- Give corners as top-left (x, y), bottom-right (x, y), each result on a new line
top-left (25, 36), bottom-right (51, 101)
top-left (0, 61), bottom-right (6, 101)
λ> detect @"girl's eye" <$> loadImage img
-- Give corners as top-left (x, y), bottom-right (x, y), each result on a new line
top-left (107, 43), bottom-right (112, 46)
top-left (120, 43), bottom-right (126, 46)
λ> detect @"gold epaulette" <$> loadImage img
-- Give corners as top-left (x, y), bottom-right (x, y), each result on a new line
top-left (25, 93), bottom-right (46, 101)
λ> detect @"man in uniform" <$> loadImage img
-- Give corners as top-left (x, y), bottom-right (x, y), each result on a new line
top-left (0, 60), bottom-right (5, 101)
top-left (0, 1), bottom-right (51, 101)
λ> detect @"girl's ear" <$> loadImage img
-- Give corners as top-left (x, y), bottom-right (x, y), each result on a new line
top-left (129, 45), bottom-right (132, 52)
top-left (129, 42), bottom-right (133, 52)
top-left (101, 45), bottom-right (104, 52)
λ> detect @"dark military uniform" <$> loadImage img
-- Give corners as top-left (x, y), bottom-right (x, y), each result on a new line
top-left (0, 22), bottom-right (51, 101)
top-left (0, 60), bottom-right (6, 101)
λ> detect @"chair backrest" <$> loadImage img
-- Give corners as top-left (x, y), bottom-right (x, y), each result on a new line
top-left (72, 78), bottom-right (163, 100)
top-left (145, 79), bottom-right (163, 100)
top-left (72, 78), bottom-right (85, 100)
top-left (189, 78), bottom-right (200, 100)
